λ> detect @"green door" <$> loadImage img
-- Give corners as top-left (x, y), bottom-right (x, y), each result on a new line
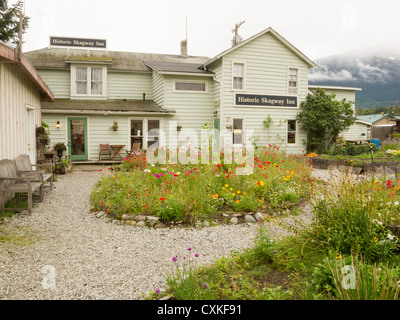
top-left (68, 118), bottom-right (88, 161)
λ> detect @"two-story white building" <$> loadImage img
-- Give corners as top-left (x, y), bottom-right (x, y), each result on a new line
top-left (25, 27), bottom-right (363, 162)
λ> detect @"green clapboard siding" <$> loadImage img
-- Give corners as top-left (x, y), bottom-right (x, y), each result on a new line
top-left (37, 69), bottom-right (70, 99)
top-left (107, 72), bottom-right (153, 100)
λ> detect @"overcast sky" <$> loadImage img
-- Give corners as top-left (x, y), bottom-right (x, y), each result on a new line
top-left (9, 0), bottom-right (400, 60)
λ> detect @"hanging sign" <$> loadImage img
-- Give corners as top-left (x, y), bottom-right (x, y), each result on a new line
top-left (50, 36), bottom-right (107, 49)
top-left (235, 93), bottom-right (297, 107)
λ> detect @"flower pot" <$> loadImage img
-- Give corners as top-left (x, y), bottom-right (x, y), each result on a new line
top-left (56, 149), bottom-right (64, 158)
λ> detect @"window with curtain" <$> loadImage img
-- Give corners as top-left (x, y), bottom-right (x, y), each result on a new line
top-left (76, 67), bottom-right (87, 94)
top-left (288, 68), bottom-right (298, 94)
top-left (233, 63), bottom-right (244, 90)
top-left (91, 68), bottom-right (103, 95)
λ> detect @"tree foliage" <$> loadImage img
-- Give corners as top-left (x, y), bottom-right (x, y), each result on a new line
top-left (296, 88), bottom-right (355, 153)
top-left (0, 0), bottom-right (29, 44)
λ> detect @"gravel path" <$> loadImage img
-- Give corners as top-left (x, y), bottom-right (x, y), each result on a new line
top-left (0, 167), bottom-right (312, 300)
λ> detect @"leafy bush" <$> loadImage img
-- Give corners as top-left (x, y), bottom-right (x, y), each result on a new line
top-left (327, 143), bottom-right (377, 156)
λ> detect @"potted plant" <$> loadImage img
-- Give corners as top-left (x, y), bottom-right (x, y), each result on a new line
top-left (55, 142), bottom-right (67, 159)
top-left (110, 120), bottom-right (118, 131)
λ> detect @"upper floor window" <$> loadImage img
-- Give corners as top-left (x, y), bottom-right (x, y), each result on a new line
top-left (288, 68), bottom-right (298, 94)
top-left (71, 65), bottom-right (107, 98)
top-left (174, 81), bottom-right (206, 92)
top-left (233, 63), bottom-right (245, 90)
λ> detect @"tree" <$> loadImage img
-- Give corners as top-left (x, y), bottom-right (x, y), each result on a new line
top-left (296, 88), bottom-right (355, 153)
top-left (0, 0), bottom-right (29, 44)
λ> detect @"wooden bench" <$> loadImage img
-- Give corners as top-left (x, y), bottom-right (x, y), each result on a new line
top-left (15, 154), bottom-right (54, 189)
top-left (0, 159), bottom-right (44, 215)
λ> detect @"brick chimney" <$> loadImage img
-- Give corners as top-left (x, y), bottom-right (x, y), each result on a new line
top-left (180, 39), bottom-right (188, 56)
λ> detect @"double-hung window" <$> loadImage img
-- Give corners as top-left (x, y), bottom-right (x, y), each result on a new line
top-left (233, 63), bottom-right (245, 90)
top-left (288, 68), bottom-right (298, 94)
top-left (71, 65), bottom-right (106, 98)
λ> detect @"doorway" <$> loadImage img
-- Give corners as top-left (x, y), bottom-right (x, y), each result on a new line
top-left (68, 117), bottom-right (88, 160)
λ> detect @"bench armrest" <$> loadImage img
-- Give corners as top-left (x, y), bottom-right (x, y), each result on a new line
top-left (0, 176), bottom-right (37, 181)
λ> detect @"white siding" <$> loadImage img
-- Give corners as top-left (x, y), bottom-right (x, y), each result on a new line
top-left (108, 71), bottom-right (153, 100)
top-left (0, 62), bottom-right (42, 161)
top-left (37, 69), bottom-right (70, 99)
top-left (211, 32), bottom-right (310, 154)
top-left (152, 71), bottom-right (165, 107)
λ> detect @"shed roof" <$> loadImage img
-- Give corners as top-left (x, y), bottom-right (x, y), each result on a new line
top-left (144, 61), bottom-right (214, 76)
top-left (41, 99), bottom-right (174, 114)
top-left (0, 41), bottom-right (54, 100)
top-left (25, 47), bottom-right (210, 72)
top-left (357, 114), bottom-right (395, 124)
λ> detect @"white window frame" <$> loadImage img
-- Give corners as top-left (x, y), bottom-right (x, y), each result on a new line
top-left (128, 117), bottom-right (162, 151)
top-left (70, 64), bottom-right (107, 99)
top-left (232, 118), bottom-right (245, 146)
top-left (172, 79), bottom-right (208, 93)
top-left (232, 61), bottom-right (246, 91)
top-left (287, 67), bottom-right (299, 95)
top-left (286, 119), bottom-right (297, 145)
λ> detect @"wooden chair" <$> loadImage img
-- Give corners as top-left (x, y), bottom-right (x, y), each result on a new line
top-left (126, 142), bottom-right (141, 156)
top-left (99, 144), bottom-right (111, 160)
top-left (15, 154), bottom-right (54, 189)
top-left (0, 159), bottom-right (44, 214)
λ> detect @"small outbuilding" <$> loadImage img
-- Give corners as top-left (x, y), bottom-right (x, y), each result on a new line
top-left (0, 41), bottom-right (54, 163)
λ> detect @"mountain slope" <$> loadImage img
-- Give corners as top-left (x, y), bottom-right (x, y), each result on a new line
top-left (308, 49), bottom-right (400, 109)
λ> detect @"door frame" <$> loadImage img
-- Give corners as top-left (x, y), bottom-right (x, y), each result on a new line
top-left (67, 117), bottom-right (88, 160)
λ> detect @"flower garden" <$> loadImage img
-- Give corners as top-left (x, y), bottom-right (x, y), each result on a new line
top-left (90, 145), bottom-right (315, 224)
top-left (90, 144), bottom-right (400, 300)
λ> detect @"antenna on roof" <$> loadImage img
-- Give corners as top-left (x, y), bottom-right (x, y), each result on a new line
top-left (232, 21), bottom-right (245, 47)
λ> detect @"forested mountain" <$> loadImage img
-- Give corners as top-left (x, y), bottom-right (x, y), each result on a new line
top-left (308, 48), bottom-right (400, 109)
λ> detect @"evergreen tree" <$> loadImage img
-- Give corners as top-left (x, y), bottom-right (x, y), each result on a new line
top-left (0, 0), bottom-right (29, 44)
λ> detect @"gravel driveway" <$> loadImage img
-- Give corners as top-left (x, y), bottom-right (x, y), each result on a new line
top-left (0, 166), bottom-right (312, 300)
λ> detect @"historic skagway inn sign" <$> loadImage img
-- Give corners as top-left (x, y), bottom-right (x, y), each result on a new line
top-left (235, 94), bottom-right (297, 107)
top-left (50, 36), bottom-right (107, 49)
top-left (24, 27), bottom-right (368, 162)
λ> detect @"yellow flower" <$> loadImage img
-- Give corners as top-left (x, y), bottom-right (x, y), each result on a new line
top-left (222, 187), bottom-right (225, 190)
top-left (237, 191), bottom-right (241, 194)
top-left (335, 254), bottom-right (342, 260)
top-left (225, 184), bottom-right (229, 188)
top-left (229, 188), bottom-right (233, 191)
top-left (260, 181), bottom-right (264, 186)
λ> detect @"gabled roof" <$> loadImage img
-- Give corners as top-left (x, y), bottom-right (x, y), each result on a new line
top-left (0, 41), bottom-right (54, 100)
top-left (357, 114), bottom-right (395, 124)
top-left (201, 27), bottom-right (316, 69)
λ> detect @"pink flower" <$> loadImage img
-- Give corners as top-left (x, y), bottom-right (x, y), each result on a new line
top-left (172, 256), bottom-right (177, 262)
top-left (194, 253), bottom-right (199, 258)
top-left (155, 288), bottom-right (160, 294)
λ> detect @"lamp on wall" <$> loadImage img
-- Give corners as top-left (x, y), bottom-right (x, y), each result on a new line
top-left (56, 121), bottom-right (61, 128)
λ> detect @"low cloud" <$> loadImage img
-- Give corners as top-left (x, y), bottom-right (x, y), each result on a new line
top-left (309, 66), bottom-right (354, 82)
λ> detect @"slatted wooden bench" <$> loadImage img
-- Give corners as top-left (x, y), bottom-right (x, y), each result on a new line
top-left (15, 154), bottom-right (54, 189)
top-left (0, 159), bottom-right (44, 215)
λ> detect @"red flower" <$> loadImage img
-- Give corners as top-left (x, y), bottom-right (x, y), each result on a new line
top-left (387, 180), bottom-right (393, 188)
top-left (160, 197), bottom-right (166, 201)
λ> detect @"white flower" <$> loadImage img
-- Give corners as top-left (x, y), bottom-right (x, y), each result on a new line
top-left (388, 234), bottom-right (395, 240)
top-left (394, 201), bottom-right (399, 206)
top-left (144, 169), bottom-right (151, 173)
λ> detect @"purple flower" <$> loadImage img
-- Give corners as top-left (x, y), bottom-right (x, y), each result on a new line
top-left (194, 253), bottom-right (199, 258)
top-left (155, 288), bottom-right (160, 294)
top-left (203, 283), bottom-right (209, 289)
top-left (172, 256), bottom-right (178, 262)
top-left (187, 247), bottom-right (192, 251)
